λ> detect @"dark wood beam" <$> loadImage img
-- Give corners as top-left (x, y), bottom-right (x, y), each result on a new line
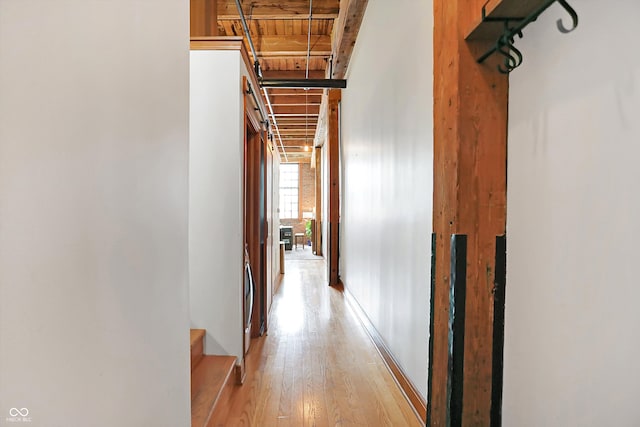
top-left (329, 0), bottom-right (369, 79)
top-left (429, 0), bottom-right (508, 426)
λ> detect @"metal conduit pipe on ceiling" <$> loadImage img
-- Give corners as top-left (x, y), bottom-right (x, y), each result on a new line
top-left (233, 0), bottom-right (260, 77)
top-left (263, 87), bottom-right (288, 162)
top-left (233, 0), bottom-right (348, 91)
top-left (234, 0), bottom-right (348, 162)
top-left (233, 0), bottom-right (288, 161)
top-left (304, 0), bottom-right (313, 152)
top-left (306, 0), bottom-right (313, 80)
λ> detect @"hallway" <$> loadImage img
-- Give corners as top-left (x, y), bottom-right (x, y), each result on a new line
top-left (213, 260), bottom-right (422, 426)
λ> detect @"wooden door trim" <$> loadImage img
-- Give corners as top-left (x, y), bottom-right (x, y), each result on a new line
top-left (327, 89), bottom-right (341, 286)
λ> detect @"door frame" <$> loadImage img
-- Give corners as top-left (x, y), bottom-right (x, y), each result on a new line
top-left (242, 77), bottom-right (268, 349)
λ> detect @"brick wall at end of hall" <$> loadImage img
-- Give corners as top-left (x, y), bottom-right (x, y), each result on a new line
top-left (280, 161), bottom-right (314, 242)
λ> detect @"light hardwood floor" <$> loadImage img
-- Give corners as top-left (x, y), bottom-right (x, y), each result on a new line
top-left (211, 259), bottom-right (423, 427)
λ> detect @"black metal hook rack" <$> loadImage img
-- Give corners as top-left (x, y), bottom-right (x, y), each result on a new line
top-left (477, 0), bottom-right (579, 74)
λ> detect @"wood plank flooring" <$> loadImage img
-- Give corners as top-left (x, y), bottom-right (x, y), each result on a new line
top-left (211, 259), bottom-right (422, 427)
top-left (193, 355), bottom-right (236, 427)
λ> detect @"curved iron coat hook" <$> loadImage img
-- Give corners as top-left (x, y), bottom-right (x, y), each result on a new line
top-left (556, 0), bottom-right (579, 33)
top-left (509, 43), bottom-right (523, 70)
top-left (496, 45), bottom-right (514, 74)
top-left (476, 0), bottom-right (579, 73)
top-left (497, 35), bottom-right (523, 74)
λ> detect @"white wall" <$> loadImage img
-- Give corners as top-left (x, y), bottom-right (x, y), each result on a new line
top-left (505, 2), bottom-right (640, 425)
top-left (0, 1), bottom-right (190, 426)
top-left (321, 140), bottom-right (330, 275)
top-left (190, 50), bottom-right (244, 359)
top-left (269, 145), bottom-right (282, 307)
top-left (340, 0), bottom-right (433, 398)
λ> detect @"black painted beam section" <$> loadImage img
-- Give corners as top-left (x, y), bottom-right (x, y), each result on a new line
top-left (426, 233), bottom-right (437, 426)
top-left (447, 234), bottom-right (467, 427)
top-left (491, 235), bottom-right (507, 427)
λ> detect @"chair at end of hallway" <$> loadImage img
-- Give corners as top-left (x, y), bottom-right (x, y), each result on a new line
top-left (294, 233), bottom-right (305, 250)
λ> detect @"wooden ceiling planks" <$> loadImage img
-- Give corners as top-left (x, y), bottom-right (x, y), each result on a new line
top-left (260, 57), bottom-right (327, 72)
top-left (269, 95), bottom-right (322, 105)
top-left (219, 19), bottom-right (333, 37)
top-left (271, 106), bottom-right (319, 113)
top-left (267, 88), bottom-right (323, 95)
top-left (217, 0), bottom-right (340, 20)
top-left (261, 70), bottom-right (325, 79)
top-left (278, 117), bottom-right (315, 123)
top-left (252, 35), bottom-right (331, 57)
top-left (205, 0), bottom-right (363, 161)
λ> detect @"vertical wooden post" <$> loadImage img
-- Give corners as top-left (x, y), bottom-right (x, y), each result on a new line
top-left (314, 146), bottom-right (323, 256)
top-left (190, 0), bottom-right (219, 38)
top-left (430, 1), bottom-right (508, 425)
top-left (327, 89), bottom-right (341, 286)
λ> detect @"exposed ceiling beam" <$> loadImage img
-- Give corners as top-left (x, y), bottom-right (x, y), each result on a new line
top-left (329, 0), bottom-right (369, 78)
top-left (280, 154), bottom-right (313, 160)
top-left (278, 133), bottom-right (316, 137)
top-left (273, 116), bottom-right (318, 121)
top-left (272, 105), bottom-right (320, 115)
top-left (262, 70), bottom-right (325, 79)
top-left (278, 122), bottom-right (320, 127)
top-left (217, 0), bottom-right (340, 20)
top-left (275, 123), bottom-right (318, 129)
top-left (278, 130), bottom-right (317, 135)
top-left (279, 148), bottom-right (313, 153)
top-left (266, 89), bottom-right (323, 96)
top-left (250, 35), bottom-right (331, 57)
top-left (279, 140), bottom-right (316, 145)
top-left (259, 56), bottom-right (329, 63)
top-left (283, 148), bottom-right (313, 151)
top-left (279, 133), bottom-right (318, 138)
top-left (272, 117), bottom-right (318, 122)
top-left (278, 129), bottom-right (320, 135)
top-left (269, 95), bottom-right (322, 105)
top-left (272, 113), bottom-right (319, 118)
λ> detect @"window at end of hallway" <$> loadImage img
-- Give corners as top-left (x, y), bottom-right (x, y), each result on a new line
top-left (279, 163), bottom-right (299, 219)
